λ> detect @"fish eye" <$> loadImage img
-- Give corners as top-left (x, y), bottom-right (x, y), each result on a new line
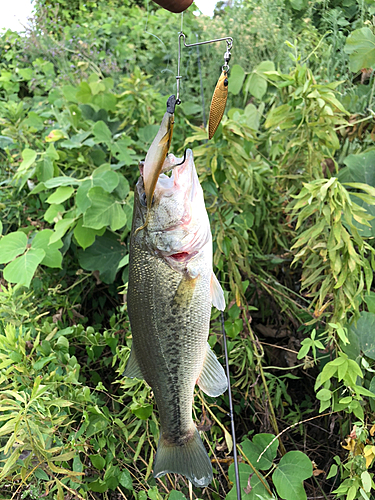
top-left (140, 193), bottom-right (155, 207)
top-left (224, 78), bottom-right (228, 87)
top-left (140, 192), bottom-right (147, 207)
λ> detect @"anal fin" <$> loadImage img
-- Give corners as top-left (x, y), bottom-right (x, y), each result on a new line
top-left (124, 348), bottom-right (144, 379)
top-left (197, 343), bottom-right (227, 397)
top-left (210, 273), bottom-right (225, 311)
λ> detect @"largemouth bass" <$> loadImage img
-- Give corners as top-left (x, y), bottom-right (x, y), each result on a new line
top-left (125, 149), bottom-right (227, 488)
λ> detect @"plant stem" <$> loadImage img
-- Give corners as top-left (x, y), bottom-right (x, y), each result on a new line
top-left (243, 311), bottom-right (286, 455)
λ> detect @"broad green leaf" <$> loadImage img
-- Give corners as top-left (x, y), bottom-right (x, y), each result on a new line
top-left (228, 64), bottom-right (246, 95)
top-left (226, 462), bottom-right (273, 500)
top-left (92, 166), bottom-right (119, 193)
top-left (45, 129), bottom-right (67, 142)
top-left (88, 479), bottom-right (107, 493)
top-left (93, 121), bottom-right (112, 145)
top-left (119, 469), bottom-right (133, 490)
top-left (0, 135), bottom-right (14, 149)
top-left (245, 72), bottom-right (267, 100)
top-left (44, 204), bottom-right (65, 224)
top-left (316, 388), bottom-right (331, 401)
top-left (84, 187), bottom-right (126, 231)
top-left (272, 451), bottom-right (312, 500)
top-left (19, 148), bottom-right (37, 171)
top-left (340, 151), bottom-right (375, 186)
top-left (350, 312), bottom-right (375, 360)
top-left (90, 454), bottom-right (106, 470)
top-left (0, 221), bottom-right (2, 235)
top-left (93, 92), bottom-right (117, 111)
top-left (0, 232), bottom-right (27, 264)
top-left (49, 219), bottom-right (75, 244)
top-left (78, 231), bottom-right (126, 283)
top-left (76, 179), bottom-right (93, 213)
top-left (168, 492), bottom-right (185, 500)
top-left (241, 434), bottom-right (278, 471)
top-left (89, 80), bottom-right (105, 95)
top-left (3, 248), bottom-right (46, 287)
top-left (35, 468), bottom-right (49, 481)
top-left (37, 157), bottom-right (54, 182)
top-left (46, 186), bottom-right (74, 204)
top-left (74, 218), bottom-right (106, 250)
top-left (344, 28), bottom-right (375, 73)
top-left (245, 61), bottom-right (275, 100)
top-left (289, 0), bottom-right (308, 9)
top-left (31, 229), bottom-right (63, 268)
top-left (76, 82), bottom-right (93, 103)
top-left (364, 293), bottom-right (375, 314)
top-left (131, 403), bottom-right (153, 420)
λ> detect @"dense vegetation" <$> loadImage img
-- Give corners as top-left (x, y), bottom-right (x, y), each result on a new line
top-left (1, 0), bottom-right (375, 498)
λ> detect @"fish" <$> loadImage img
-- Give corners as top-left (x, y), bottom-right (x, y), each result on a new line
top-left (125, 149), bottom-right (227, 488)
top-left (208, 71), bottom-right (228, 140)
top-left (143, 95), bottom-right (176, 209)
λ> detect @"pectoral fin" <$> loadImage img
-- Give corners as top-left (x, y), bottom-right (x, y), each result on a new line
top-left (124, 348), bottom-right (144, 379)
top-left (210, 273), bottom-right (225, 311)
top-left (197, 343), bottom-right (227, 397)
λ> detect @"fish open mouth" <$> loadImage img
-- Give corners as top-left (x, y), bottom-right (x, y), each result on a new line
top-left (169, 252), bottom-right (190, 261)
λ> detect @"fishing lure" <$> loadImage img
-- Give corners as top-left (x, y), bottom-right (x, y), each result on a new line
top-left (175, 33), bottom-right (232, 141)
top-left (208, 70), bottom-right (228, 139)
top-left (208, 44), bottom-right (231, 139)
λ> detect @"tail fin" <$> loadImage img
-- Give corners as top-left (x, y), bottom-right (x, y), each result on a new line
top-left (153, 428), bottom-right (212, 488)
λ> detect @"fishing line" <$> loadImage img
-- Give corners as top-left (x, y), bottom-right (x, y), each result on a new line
top-left (195, 33), bottom-right (207, 128)
top-left (221, 311), bottom-right (242, 500)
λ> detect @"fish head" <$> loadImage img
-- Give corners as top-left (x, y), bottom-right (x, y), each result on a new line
top-left (134, 149), bottom-right (211, 276)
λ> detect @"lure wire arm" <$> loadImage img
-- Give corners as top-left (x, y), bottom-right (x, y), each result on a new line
top-left (176, 32), bottom-right (233, 104)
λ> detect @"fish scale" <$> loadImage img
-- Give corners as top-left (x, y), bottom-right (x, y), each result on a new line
top-left (128, 244), bottom-right (210, 441)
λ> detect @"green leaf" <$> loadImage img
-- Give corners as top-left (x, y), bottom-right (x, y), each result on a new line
top-left (241, 434), bottom-right (278, 471)
top-left (88, 479), bottom-right (108, 493)
top-left (84, 187), bottom-right (127, 231)
top-left (364, 293), bottom-right (375, 314)
top-left (45, 129), bottom-right (67, 142)
top-left (0, 232), bottom-right (27, 264)
top-left (34, 468), bottom-right (49, 481)
top-left (0, 135), bottom-right (14, 149)
top-left (119, 468), bottom-right (133, 490)
top-left (131, 403), bottom-right (153, 420)
top-left (46, 186), bottom-right (74, 204)
top-left (19, 148), bottom-right (37, 172)
top-left (93, 121), bottom-right (112, 145)
top-left (168, 492), bottom-right (186, 500)
top-left (44, 177), bottom-right (80, 188)
top-left (76, 82), bottom-right (93, 103)
top-left (74, 218), bottom-right (106, 250)
top-left (228, 64), bottom-right (246, 95)
top-left (50, 219), bottom-right (75, 244)
top-left (289, 0), bottom-right (308, 10)
top-left (316, 388), bottom-right (331, 401)
top-left (78, 231), bottom-right (126, 283)
top-left (90, 454), bottom-right (106, 470)
top-left (344, 28), bottom-right (375, 73)
top-left (272, 451), bottom-right (313, 500)
top-left (31, 229), bottom-right (63, 268)
top-left (44, 204), bottom-right (65, 224)
top-left (350, 312), bottom-right (375, 360)
top-left (3, 248), bottom-right (46, 287)
top-left (226, 462), bottom-right (273, 500)
top-left (93, 92), bottom-right (117, 111)
top-left (245, 61), bottom-right (275, 100)
top-left (92, 166), bottom-right (119, 193)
